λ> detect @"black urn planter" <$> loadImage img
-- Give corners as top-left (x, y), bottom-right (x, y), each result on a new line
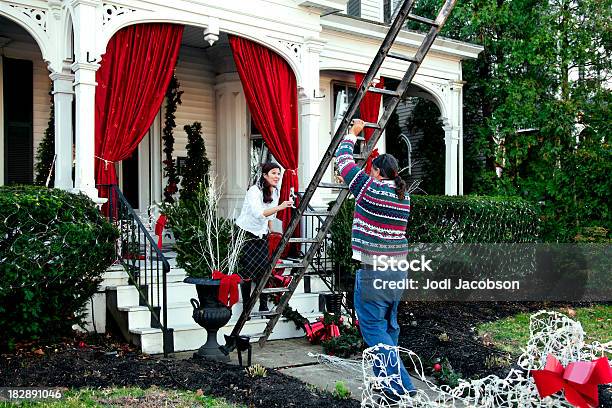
top-left (184, 277), bottom-right (232, 362)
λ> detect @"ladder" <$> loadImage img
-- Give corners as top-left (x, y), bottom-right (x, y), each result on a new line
top-left (226, 0), bottom-right (458, 349)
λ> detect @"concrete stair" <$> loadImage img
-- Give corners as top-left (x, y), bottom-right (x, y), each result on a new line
top-left (106, 263), bottom-right (334, 355)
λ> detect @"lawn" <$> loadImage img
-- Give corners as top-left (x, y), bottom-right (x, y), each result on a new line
top-left (476, 304), bottom-right (612, 357)
top-left (0, 386), bottom-right (241, 407)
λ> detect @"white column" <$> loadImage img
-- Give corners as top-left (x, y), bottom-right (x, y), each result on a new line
top-left (298, 37), bottom-right (325, 206)
top-left (442, 80), bottom-right (464, 196)
top-left (72, 62), bottom-right (100, 200)
top-left (71, 0), bottom-right (103, 202)
top-left (451, 82), bottom-right (464, 195)
top-left (443, 124), bottom-right (459, 196)
top-left (215, 73), bottom-right (249, 217)
top-left (298, 95), bottom-right (324, 204)
top-left (50, 71), bottom-right (74, 190)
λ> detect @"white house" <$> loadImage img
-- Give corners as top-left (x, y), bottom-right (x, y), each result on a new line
top-left (0, 0), bottom-right (482, 354)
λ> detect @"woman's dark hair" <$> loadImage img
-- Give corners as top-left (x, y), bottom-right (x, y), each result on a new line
top-left (372, 154), bottom-right (407, 200)
top-left (258, 162), bottom-right (281, 203)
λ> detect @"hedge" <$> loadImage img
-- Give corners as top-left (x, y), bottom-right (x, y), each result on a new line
top-left (329, 195), bottom-right (540, 288)
top-left (0, 186), bottom-right (118, 348)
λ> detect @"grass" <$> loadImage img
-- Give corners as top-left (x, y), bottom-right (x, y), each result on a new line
top-left (477, 304), bottom-right (612, 357)
top-left (0, 386), bottom-right (243, 407)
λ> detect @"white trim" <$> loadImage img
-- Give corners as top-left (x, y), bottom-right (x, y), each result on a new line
top-left (321, 13), bottom-right (483, 60)
top-left (137, 130), bottom-right (150, 211)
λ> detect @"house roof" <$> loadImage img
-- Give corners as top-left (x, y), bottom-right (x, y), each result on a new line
top-left (321, 13), bottom-right (483, 61)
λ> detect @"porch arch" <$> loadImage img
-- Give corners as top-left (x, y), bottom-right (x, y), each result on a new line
top-left (319, 65), bottom-right (448, 119)
top-left (98, 13), bottom-right (303, 86)
top-left (0, 4), bottom-right (51, 69)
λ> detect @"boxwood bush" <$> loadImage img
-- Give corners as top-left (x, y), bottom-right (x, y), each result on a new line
top-left (0, 186), bottom-right (118, 349)
top-left (329, 195), bottom-right (540, 289)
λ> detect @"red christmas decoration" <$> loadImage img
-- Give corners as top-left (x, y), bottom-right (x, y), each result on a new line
top-left (212, 270), bottom-right (242, 308)
top-left (531, 354), bottom-right (612, 408)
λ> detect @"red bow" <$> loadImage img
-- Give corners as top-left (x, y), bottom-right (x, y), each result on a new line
top-left (212, 270), bottom-right (242, 308)
top-left (155, 214), bottom-right (167, 249)
top-left (365, 148), bottom-right (379, 174)
top-left (531, 354), bottom-right (612, 408)
top-left (304, 316), bottom-right (341, 343)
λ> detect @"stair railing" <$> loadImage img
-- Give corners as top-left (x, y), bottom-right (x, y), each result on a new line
top-left (98, 184), bottom-right (173, 356)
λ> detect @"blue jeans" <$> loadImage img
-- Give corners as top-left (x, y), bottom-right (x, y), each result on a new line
top-left (354, 268), bottom-right (416, 394)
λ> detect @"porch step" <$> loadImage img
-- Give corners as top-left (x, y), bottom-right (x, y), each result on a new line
top-left (117, 292), bottom-right (323, 328)
top-left (130, 311), bottom-right (324, 354)
top-left (107, 273), bottom-right (330, 310)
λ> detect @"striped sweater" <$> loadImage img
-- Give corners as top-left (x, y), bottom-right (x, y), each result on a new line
top-left (335, 134), bottom-right (410, 264)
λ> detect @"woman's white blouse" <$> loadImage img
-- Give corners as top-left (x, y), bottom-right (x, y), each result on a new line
top-left (235, 185), bottom-right (279, 237)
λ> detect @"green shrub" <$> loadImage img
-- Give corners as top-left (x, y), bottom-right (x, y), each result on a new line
top-left (329, 195), bottom-right (540, 289)
top-left (0, 186), bottom-right (118, 349)
top-left (164, 182), bottom-right (243, 278)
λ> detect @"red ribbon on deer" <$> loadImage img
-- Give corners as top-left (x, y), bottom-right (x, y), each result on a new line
top-left (531, 354), bottom-right (612, 408)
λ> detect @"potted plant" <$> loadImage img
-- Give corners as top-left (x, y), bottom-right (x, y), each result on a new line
top-left (164, 180), bottom-right (245, 361)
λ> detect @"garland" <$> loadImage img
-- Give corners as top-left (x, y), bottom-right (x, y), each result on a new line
top-left (34, 88), bottom-right (55, 186)
top-left (162, 74), bottom-right (183, 203)
top-left (179, 122), bottom-right (211, 202)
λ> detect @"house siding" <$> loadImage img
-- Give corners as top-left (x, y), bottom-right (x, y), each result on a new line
top-left (360, 0), bottom-right (382, 22)
top-left (173, 46), bottom-right (217, 170)
top-left (0, 21), bottom-right (51, 180)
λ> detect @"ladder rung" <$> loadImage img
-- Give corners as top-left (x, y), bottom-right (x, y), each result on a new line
top-left (387, 52), bottom-right (419, 64)
top-left (319, 182), bottom-right (347, 189)
top-left (304, 211), bottom-right (330, 217)
top-left (288, 238), bottom-right (318, 243)
top-left (356, 135), bottom-right (365, 141)
top-left (249, 332), bottom-right (266, 338)
top-left (261, 287), bottom-right (291, 294)
top-left (354, 154), bottom-right (367, 160)
top-left (367, 87), bottom-right (400, 97)
top-left (363, 121), bottom-right (380, 129)
top-left (250, 310), bottom-right (280, 318)
top-left (407, 13), bottom-right (439, 27)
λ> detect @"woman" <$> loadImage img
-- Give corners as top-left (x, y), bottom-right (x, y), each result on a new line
top-left (235, 162), bottom-right (294, 314)
top-left (335, 119), bottom-right (417, 400)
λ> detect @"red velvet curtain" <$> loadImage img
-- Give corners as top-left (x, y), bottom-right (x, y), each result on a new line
top-left (95, 23), bottom-right (184, 196)
top-left (355, 73), bottom-right (385, 173)
top-left (229, 35), bottom-right (299, 239)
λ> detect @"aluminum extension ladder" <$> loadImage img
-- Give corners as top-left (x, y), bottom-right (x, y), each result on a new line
top-left (225, 0), bottom-right (458, 350)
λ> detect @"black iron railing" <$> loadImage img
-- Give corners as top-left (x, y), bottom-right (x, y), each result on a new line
top-left (296, 193), bottom-right (356, 319)
top-left (98, 184), bottom-right (173, 356)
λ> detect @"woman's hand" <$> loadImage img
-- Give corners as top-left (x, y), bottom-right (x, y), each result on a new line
top-left (350, 119), bottom-right (366, 136)
top-left (279, 199), bottom-right (295, 209)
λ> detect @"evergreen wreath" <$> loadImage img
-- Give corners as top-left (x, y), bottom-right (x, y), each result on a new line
top-left (180, 122), bottom-right (211, 202)
top-left (34, 89), bottom-right (55, 186)
top-left (162, 74), bottom-right (183, 203)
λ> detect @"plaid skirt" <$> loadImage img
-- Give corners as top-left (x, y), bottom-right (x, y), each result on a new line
top-left (238, 232), bottom-right (269, 281)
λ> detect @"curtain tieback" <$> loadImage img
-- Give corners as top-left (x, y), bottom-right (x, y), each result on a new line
top-left (95, 155), bottom-right (115, 170)
top-left (287, 169), bottom-right (297, 176)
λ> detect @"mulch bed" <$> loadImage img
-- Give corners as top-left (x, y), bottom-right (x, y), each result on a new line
top-left (0, 333), bottom-right (359, 408)
top-left (397, 301), bottom-right (611, 407)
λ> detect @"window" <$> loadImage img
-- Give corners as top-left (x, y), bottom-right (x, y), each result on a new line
top-left (383, 0), bottom-right (401, 24)
top-left (331, 81), bottom-right (359, 134)
top-left (330, 81), bottom-right (361, 183)
top-left (248, 117), bottom-right (272, 185)
top-left (346, 0), bottom-right (361, 17)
